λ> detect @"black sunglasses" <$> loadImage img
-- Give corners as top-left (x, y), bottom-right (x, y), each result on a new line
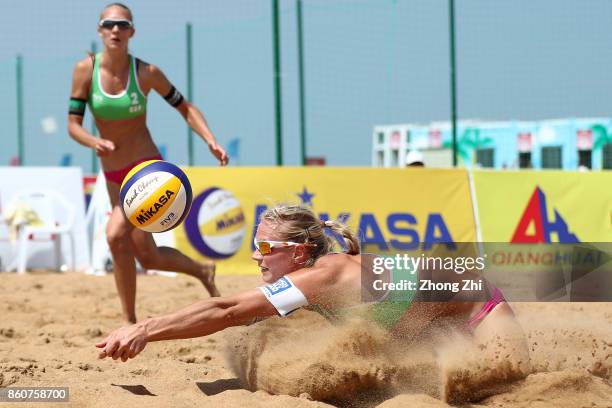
top-left (99, 19), bottom-right (133, 30)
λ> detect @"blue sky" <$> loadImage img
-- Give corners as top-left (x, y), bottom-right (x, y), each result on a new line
top-left (1, 0), bottom-right (611, 171)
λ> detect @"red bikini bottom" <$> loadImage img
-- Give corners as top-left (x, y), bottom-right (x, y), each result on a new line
top-left (103, 155), bottom-right (164, 185)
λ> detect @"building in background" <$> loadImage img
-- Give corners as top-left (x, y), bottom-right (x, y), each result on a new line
top-left (372, 118), bottom-right (612, 170)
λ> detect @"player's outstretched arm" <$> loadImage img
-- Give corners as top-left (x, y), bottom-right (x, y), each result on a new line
top-left (95, 289), bottom-right (276, 362)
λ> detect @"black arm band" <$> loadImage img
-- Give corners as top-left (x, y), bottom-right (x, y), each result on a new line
top-left (164, 86), bottom-right (184, 108)
top-left (69, 98), bottom-right (87, 116)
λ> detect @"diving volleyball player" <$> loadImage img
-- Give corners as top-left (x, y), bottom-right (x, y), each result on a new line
top-left (97, 204), bottom-right (530, 376)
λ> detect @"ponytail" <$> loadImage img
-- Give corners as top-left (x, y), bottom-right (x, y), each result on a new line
top-left (320, 219), bottom-right (360, 255)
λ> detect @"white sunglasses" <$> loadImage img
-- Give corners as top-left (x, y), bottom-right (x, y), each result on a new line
top-left (99, 19), bottom-right (133, 30)
top-left (253, 238), bottom-right (316, 255)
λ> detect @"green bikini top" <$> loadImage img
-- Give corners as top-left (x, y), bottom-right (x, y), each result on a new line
top-left (311, 259), bottom-right (419, 330)
top-left (89, 53), bottom-right (147, 120)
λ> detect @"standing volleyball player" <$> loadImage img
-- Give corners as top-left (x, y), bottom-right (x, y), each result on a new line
top-left (68, 3), bottom-right (226, 323)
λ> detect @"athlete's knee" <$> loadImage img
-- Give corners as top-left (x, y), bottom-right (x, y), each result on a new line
top-left (106, 207), bottom-right (132, 251)
top-left (107, 227), bottom-right (130, 252)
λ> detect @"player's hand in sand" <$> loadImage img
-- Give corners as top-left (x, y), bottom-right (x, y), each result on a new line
top-left (96, 324), bottom-right (148, 362)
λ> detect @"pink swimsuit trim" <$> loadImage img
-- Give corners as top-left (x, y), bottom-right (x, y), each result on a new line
top-left (466, 286), bottom-right (505, 330)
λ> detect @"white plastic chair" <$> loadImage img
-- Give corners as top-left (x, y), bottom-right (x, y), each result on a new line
top-left (9, 190), bottom-right (76, 274)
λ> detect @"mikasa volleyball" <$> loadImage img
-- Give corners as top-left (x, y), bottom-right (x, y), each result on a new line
top-left (119, 160), bottom-right (193, 233)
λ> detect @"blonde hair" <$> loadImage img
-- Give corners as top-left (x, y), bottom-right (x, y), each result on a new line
top-left (261, 204), bottom-right (360, 267)
top-left (101, 3), bottom-right (133, 21)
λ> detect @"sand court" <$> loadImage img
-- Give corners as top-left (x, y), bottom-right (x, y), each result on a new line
top-left (1, 271), bottom-right (611, 407)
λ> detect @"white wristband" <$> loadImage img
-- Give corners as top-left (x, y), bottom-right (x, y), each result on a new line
top-left (258, 276), bottom-right (308, 316)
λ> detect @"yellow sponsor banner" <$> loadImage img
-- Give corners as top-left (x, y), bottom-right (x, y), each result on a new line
top-left (175, 167), bottom-right (476, 275)
top-left (473, 170), bottom-right (612, 242)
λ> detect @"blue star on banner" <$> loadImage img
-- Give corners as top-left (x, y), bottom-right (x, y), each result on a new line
top-left (297, 186), bottom-right (315, 206)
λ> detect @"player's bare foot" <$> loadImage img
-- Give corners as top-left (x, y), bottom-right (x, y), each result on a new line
top-left (198, 261), bottom-right (221, 297)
